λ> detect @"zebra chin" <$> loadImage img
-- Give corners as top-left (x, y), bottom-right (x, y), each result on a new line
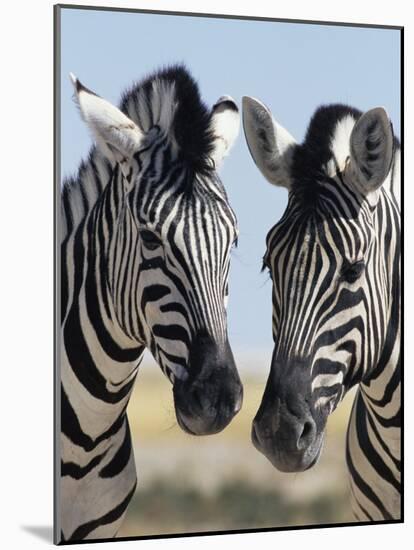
top-left (251, 421), bottom-right (324, 473)
top-left (174, 406), bottom-right (239, 436)
top-left (171, 333), bottom-right (243, 436)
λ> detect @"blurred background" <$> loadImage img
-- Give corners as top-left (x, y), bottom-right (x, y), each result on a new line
top-left (60, 6), bottom-right (400, 537)
top-left (119, 359), bottom-right (357, 536)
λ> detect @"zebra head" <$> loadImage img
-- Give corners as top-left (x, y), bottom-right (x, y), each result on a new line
top-left (243, 97), bottom-right (397, 471)
top-left (70, 67), bottom-right (243, 435)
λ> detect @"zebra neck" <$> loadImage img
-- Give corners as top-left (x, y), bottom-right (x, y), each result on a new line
top-left (99, 167), bottom-right (150, 347)
top-left (61, 166), bottom-right (145, 444)
top-left (86, 165), bottom-right (146, 349)
top-left (358, 186), bottom-right (401, 446)
top-left (359, 304), bottom-right (400, 440)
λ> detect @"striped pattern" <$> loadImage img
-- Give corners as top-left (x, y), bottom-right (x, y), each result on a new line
top-left (245, 101), bottom-right (400, 520)
top-left (60, 66), bottom-right (239, 541)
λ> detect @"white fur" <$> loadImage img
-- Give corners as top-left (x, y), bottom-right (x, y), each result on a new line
top-left (312, 371), bottom-right (344, 391)
top-left (70, 73), bottom-right (144, 162)
top-left (328, 115), bottom-right (357, 175)
top-left (210, 96), bottom-right (240, 169)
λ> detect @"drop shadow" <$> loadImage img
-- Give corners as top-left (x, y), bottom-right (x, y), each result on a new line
top-left (21, 525), bottom-right (53, 543)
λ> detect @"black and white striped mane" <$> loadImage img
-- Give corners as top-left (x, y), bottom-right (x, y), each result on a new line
top-left (120, 65), bottom-right (216, 174)
top-left (62, 65), bottom-right (222, 238)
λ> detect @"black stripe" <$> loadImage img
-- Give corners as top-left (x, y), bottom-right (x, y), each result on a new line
top-left (141, 284), bottom-right (171, 311)
top-left (366, 400), bottom-right (400, 429)
top-left (99, 422), bottom-right (132, 479)
top-left (62, 185), bottom-right (74, 235)
top-left (346, 395), bottom-right (394, 520)
top-left (355, 393), bottom-right (400, 493)
top-left (61, 240), bottom-right (69, 323)
top-left (366, 408), bottom-right (401, 471)
top-left (61, 448), bottom-right (108, 480)
top-left (61, 386), bottom-right (127, 451)
top-left (84, 219), bottom-right (143, 362)
top-left (346, 442), bottom-right (393, 520)
top-left (63, 301), bottom-right (135, 403)
top-left (152, 323), bottom-right (190, 347)
top-left (69, 482), bottom-right (137, 541)
top-left (350, 483), bottom-right (373, 520)
top-left (90, 156), bottom-right (103, 194)
top-left (158, 347), bottom-right (188, 368)
top-left (366, 361), bottom-right (400, 408)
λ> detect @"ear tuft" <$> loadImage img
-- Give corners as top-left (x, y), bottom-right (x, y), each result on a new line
top-left (347, 107), bottom-right (394, 193)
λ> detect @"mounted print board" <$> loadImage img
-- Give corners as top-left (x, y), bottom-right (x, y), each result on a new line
top-left (54, 4), bottom-right (402, 544)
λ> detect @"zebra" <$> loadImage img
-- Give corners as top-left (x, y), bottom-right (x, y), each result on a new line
top-left (242, 97), bottom-right (401, 521)
top-left (59, 65), bottom-right (243, 541)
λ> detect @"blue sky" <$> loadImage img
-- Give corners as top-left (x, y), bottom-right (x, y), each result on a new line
top-left (60, 8), bottom-right (400, 371)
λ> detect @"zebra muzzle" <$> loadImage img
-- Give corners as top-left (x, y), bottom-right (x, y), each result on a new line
top-left (172, 333), bottom-right (243, 435)
top-left (252, 392), bottom-right (324, 472)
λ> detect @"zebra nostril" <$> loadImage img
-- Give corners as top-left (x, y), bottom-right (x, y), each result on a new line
top-left (297, 419), bottom-right (315, 449)
top-left (301, 421), bottom-right (312, 438)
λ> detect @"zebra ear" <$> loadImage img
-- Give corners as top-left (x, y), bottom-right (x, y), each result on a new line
top-left (242, 96), bottom-right (296, 189)
top-left (209, 96), bottom-right (240, 169)
top-left (70, 73), bottom-right (144, 163)
top-left (347, 107), bottom-right (394, 193)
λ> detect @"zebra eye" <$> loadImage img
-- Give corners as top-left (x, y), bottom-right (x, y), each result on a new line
top-left (342, 260), bottom-right (365, 284)
top-left (140, 229), bottom-right (162, 250)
